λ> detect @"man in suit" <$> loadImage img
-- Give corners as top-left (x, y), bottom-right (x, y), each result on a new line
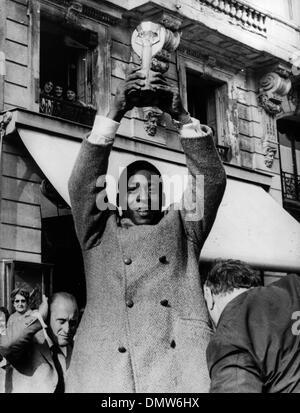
top-left (0, 292), bottom-right (79, 393)
top-left (204, 259), bottom-right (300, 392)
top-left (66, 67), bottom-right (226, 393)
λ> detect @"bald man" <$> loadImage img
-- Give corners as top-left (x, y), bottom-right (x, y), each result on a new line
top-left (0, 292), bottom-right (79, 393)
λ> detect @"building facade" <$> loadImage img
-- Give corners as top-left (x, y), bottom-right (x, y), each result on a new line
top-left (0, 0), bottom-right (300, 306)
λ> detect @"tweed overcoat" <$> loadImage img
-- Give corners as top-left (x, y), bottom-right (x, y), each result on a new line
top-left (66, 122), bottom-right (226, 393)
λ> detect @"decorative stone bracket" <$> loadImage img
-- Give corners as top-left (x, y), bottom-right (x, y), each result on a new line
top-left (0, 112), bottom-right (13, 137)
top-left (143, 107), bottom-right (163, 137)
top-left (262, 141), bottom-right (277, 169)
top-left (257, 68), bottom-right (292, 117)
top-left (65, 1), bottom-right (83, 25)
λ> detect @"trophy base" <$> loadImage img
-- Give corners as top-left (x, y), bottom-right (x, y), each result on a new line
top-left (128, 88), bottom-right (170, 109)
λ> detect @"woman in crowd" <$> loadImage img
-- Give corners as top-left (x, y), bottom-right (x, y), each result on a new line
top-left (6, 289), bottom-right (32, 330)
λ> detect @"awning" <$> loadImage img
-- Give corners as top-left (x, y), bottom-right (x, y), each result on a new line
top-left (17, 128), bottom-right (300, 272)
top-left (201, 179), bottom-right (300, 272)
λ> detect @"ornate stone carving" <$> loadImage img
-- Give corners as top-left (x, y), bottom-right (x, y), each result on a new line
top-left (151, 11), bottom-right (182, 31)
top-left (263, 142), bottom-right (277, 169)
top-left (258, 71), bottom-right (292, 116)
top-left (143, 107), bottom-right (163, 136)
top-left (203, 55), bottom-right (217, 77)
top-left (0, 111), bottom-right (13, 129)
top-left (49, 0), bottom-right (119, 25)
top-left (258, 94), bottom-right (282, 116)
top-left (65, 1), bottom-right (82, 25)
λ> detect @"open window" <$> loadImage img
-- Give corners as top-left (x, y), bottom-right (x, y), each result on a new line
top-left (186, 70), bottom-right (219, 135)
top-left (185, 69), bottom-right (229, 162)
top-left (39, 16), bottom-right (97, 125)
top-left (278, 118), bottom-right (300, 222)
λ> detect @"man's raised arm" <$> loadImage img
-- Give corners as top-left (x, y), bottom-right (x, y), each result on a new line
top-left (153, 81), bottom-right (226, 249)
top-left (179, 117), bottom-right (226, 248)
top-left (68, 67), bottom-right (146, 250)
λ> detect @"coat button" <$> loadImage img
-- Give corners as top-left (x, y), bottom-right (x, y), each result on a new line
top-left (126, 299), bottom-right (134, 308)
top-left (159, 255), bottom-right (167, 264)
top-left (160, 299), bottom-right (169, 307)
top-left (170, 340), bottom-right (176, 349)
top-left (118, 346), bottom-right (127, 353)
top-left (124, 258), bottom-right (132, 265)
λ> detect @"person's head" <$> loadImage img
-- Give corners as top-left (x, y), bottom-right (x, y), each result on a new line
top-left (48, 292), bottom-right (79, 347)
top-left (11, 289), bottom-right (30, 315)
top-left (43, 80), bottom-right (54, 95)
top-left (66, 89), bottom-right (76, 102)
top-left (204, 259), bottom-right (262, 327)
top-left (118, 161), bottom-right (165, 225)
top-left (54, 84), bottom-right (63, 98)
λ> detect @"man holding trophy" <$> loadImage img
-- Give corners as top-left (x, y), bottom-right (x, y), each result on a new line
top-left (66, 21), bottom-right (226, 393)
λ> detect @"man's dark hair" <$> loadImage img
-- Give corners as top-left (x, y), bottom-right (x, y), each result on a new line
top-left (206, 259), bottom-right (262, 295)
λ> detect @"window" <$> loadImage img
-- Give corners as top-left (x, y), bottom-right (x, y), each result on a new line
top-left (39, 16), bottom-right (97, 125)
top-left (186, 70), bottom-right (219, 135)
top-left (186, 69), bottom-right (229, 161)
top-left (278, 118), bottom-right (300, 222)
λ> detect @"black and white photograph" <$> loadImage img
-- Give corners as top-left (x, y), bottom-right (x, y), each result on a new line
top-left (0, 0), bottom-right (300, 399)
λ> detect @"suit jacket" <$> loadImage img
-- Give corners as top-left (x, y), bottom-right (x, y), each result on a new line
top-left (0, 312), bottom-right (72, 393)
top-left (207, 274), bottom-right (300, 393)
top-left (67, 122), bottom-right (226, 393)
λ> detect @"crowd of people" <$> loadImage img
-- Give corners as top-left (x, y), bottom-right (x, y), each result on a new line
top-left (39, 80), bottom-right (96, 124)
top-left (1, 67), bottom-right (300, 393)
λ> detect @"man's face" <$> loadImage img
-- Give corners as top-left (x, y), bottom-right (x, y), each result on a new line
top-left (55, 86), bottom-right (63, 98)
top-left (66, 90), bottom-right (76, 101)
top-left (125, 169), bottom-right (162, 225)
top-left (13, 294), bottom-right (28, 315)
top-left (50, 299), bottom-right (78, 347)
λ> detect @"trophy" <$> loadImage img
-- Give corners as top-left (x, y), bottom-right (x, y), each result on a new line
top-left (130, 21), bottom-right (181, 108)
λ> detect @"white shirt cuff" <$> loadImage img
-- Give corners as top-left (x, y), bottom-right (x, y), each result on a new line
top-left (88, 115), bottom-right (120, 145)
top-left (180, 117), bottom-right (212, 139)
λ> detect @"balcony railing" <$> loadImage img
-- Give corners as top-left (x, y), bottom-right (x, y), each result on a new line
top-left (39, 95), bottom-right (96, 126)
top-left (282, 171), bottom-right (300, 202)
top-left (200, 0), bottom-right (267, 35)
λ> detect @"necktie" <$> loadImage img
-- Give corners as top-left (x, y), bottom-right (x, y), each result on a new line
top-left (51, 346), bottom-right (65, 393)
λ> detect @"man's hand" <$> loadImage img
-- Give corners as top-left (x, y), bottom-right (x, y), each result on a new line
top-left (151, 74), bottom-right (190, 122)
top-left (38, 294), bottom-right (49, 322)
top-left (107, 66), bottom-right (146, 122)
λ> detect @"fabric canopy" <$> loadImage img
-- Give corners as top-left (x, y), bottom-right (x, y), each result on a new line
top-left (17, 128), bottom-right (300, 272)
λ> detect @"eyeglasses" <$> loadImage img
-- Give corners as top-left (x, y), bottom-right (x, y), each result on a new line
top-left (14, 300), bottom-right (26, 304)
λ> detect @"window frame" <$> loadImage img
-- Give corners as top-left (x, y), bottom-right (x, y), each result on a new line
top-left (177, 52), bottom-right (233, 147)
top-left (29, 0), bottom-right (111, 118)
